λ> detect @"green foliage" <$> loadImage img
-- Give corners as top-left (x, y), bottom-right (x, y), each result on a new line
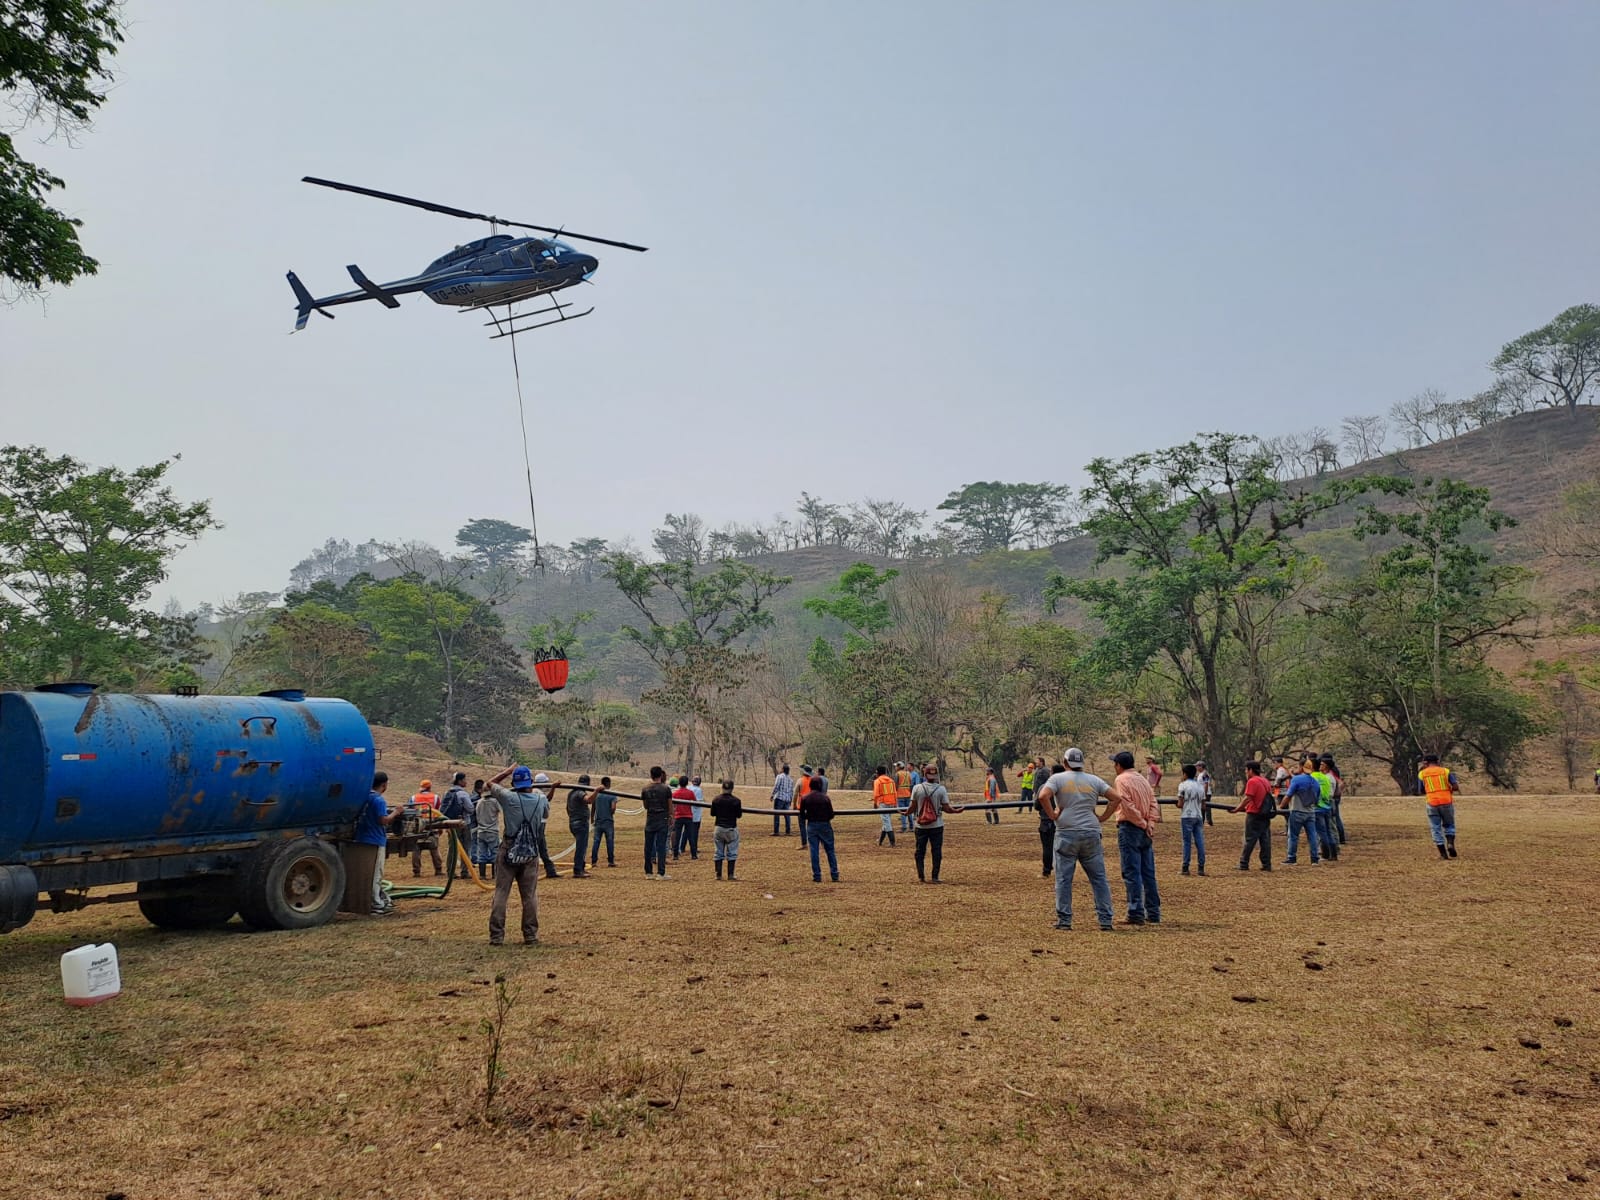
top-left (1046, 433), bottom-right (1367, 785)
top-left (1492, 303), bottom-right (1600, 414)
top-left (1313, 477), bottom-right (1539, 790)
top-left (248, 573), bottom-right (528, 754)
top-left (937, 481), bottom-right (1072, 552)
top-left (801, 562), bottom-right (898, 647)
top-left (0, 446), bottom-right (217, 687)
top-left (0, 1), bottom-right (124, 296)
top-left (455, 518), bottom-right (532, 568)
top-left (605, 554), bottom-right (791, 770)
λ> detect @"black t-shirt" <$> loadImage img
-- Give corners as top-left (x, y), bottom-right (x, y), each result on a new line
top-left (566, 788), bottom-right (589, 822)
top-left (799, 792), bottom-right (834, 824)
top-left (641, 783), bottom-right (673, 831)
top-left (710, 793), bottom-right (742, 827)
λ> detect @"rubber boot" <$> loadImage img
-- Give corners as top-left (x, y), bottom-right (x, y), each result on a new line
top-left (715, 861), bottom-right (723, 880)
top-left (727, 863), bottom-right (736, 880)
top-left (878, 831), bottom-right (886, 846)
top-left (888, 832), bottom-right (895, 847)
top-left (1437, 843), bottom-right (1449, 859)
top-left (1447, 835), bottom-right (1457, 858)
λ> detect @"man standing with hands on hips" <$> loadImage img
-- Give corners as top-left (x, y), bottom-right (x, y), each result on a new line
top-left (1108, 750), bottom-right (1162, 926)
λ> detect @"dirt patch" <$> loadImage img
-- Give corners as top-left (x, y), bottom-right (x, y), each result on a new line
top-left (1, 793), bottom-right (1597, 1199)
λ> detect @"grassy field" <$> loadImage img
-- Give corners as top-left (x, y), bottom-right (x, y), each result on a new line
top-left (1, 792), bottom-right (1596, 1200)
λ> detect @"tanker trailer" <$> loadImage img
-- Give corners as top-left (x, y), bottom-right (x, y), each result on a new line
top-left (0, 684), bottom-right (375, 934)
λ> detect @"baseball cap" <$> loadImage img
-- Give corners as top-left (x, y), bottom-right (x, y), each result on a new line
top-left (510, 765), bottom-right (534, 788)
top-left (533, 772), bottom-right (551, 785)
top-left (1064, 747), bottom-right (1085, 766)
top-left (1111, 751), bottom-right (1136, 770)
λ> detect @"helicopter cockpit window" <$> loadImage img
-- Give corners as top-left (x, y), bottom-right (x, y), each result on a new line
top-left (474, 254), bottom-right (501, 274)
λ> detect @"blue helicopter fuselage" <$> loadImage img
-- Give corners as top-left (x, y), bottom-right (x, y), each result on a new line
top-left (288, 233), bottom-right (599, 329)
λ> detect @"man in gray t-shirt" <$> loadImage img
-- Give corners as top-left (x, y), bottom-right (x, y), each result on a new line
top-left (1036, 747), bottom-right (1118, 931)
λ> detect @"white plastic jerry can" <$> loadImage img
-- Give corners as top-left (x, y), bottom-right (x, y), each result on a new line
top-left (61, 943), bottom-right (121, 1006)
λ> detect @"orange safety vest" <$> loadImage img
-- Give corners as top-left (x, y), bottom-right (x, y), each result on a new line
top-left (796, 776), bottom-right (812, 801)
top-left (894, 770), bottom-right (912, 799)
top-left (1418, 765), bottom-right (1454, 805)
top-left (872, 775), bottom-right (898, 808)
top-left (411, 791), bottom-right (438, 812)
top-left (985, 776), bottom-right (998, 801)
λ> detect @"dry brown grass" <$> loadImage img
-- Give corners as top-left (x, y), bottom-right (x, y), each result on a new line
top-left (2, 793), bottom-right (1598, 1200)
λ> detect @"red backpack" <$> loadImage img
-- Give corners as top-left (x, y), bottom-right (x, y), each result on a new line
top-left (914, 783), bottom-right (943, 826)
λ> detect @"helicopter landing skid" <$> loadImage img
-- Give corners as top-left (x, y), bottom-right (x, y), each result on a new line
top-left (483, 297), bottom-right (593, 340)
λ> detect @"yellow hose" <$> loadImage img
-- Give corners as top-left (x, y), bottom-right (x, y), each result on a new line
top-left (453, 833), bottom-right (494, 891)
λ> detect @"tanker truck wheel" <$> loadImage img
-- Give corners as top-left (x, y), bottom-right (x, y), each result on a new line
top-left (136, 878), bottom-right (238, 930)
top-left (237, 837), bottom-right (345, 931)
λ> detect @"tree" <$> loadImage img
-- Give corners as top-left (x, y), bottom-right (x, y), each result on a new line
top-left (604, 554), bottom-right (790, 771)
top-left (946, 596), bottom-right (1099, 786)
top-left (286, 537), bottom-right (384, 592)
top-left (1046, 433), bottom-right (1364, 787)
top-left (795, 493), bottom-right (840, 547)
top-left (455, 518), bottom-right (532, 568)
top-left (1493, 303), bottom-right (1600, 415)
top-left (1390, 388), bottom-right (1448, 448)
top-left (0, 446), bottom-right (217, 686)
top-left (566, 537), bottom-right (609, 583)
top-left (936, 481), bottom-right (1071, 552)
top-left (1339, 415), bottom-right (1387, 464)
top-left (848, 499), bottom-right (923, 557)
top-left (802, 562), bottom-right (898, 646)
top-left (244, 601), bottom-right (374, 697)
top-left (651, 512), bottom-right (707, 564)
top-left (1, 1), bottom-right (123, 298)
top-left (1312, 477), bottom-right (1539, 791)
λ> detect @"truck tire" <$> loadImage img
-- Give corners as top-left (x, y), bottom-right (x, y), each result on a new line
top-left (136, 878), bottom-right (237, 930)
top-left (0, 865), bottom-right (39, 934)
top-left (236, 837), bottom-right (345, 931)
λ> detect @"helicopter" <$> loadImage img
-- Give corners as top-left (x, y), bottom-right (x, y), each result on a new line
top-left (286, 177), bottom-right (647, 337)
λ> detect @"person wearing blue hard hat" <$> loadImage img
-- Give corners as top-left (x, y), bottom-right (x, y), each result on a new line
top-left (484, 764), bottom-right (551, 945)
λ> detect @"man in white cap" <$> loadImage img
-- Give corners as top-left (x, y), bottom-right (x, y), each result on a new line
top-left (1034, 748), bottom-right (1121, 932)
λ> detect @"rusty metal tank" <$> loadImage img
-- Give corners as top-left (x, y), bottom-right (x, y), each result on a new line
top-left (0, 685), bottom-right (375, 865)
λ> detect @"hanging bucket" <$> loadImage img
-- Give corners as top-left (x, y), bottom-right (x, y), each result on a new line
top-left (533, 647), bottom-right (569, 693)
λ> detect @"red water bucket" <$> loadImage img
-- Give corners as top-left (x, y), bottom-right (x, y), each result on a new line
top-left (533, 647), bottom-right (569, 693)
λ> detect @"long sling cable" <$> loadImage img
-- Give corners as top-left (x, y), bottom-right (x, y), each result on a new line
top-left (507, 306), bottom-right (545, 570)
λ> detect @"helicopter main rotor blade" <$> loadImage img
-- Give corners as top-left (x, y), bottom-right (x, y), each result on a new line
top-left (301, 177), bottom-right (649, 252)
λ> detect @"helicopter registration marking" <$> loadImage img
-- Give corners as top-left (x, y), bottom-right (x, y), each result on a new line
top-left (435, 284), bottom-right (479, 301)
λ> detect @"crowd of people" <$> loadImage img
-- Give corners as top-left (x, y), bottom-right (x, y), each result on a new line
top-left (353, 747), bottom-right (1465, 945)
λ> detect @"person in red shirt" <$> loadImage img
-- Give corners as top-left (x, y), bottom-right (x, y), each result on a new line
top-left (1143, 757), bottom-right (1163, 796)
top-left (1230, 760), bottom-right (1274, 871)
top-left (671, 776), bottom-right (698, 861)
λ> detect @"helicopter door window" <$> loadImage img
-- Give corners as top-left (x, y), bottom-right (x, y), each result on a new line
top-left (474, 254), bottom-right (501, 274)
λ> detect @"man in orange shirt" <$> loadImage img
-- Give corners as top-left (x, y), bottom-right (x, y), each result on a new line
top-left (1416, 753), bottom-right (1460, 859)
top-left (795, 766), bottom-right (814, 848)
top-left (872, 764), bottom-right (899, 846)
top-left (894, 762), bottom-right (913, 833)
top-left (410, 779), bottom-right (444, 877)
top-left (1105, 750), bottom-right (1161, 926)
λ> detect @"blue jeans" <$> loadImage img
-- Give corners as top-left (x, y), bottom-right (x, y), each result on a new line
top-left (898, 801), bottom-right (912, 832)
top-left (590, 821), bottom-right (614, 865)
top-left (1332, 797), bottom-right (1346, 843)
top-left (1426, 803), bottom-right (1456, 844)
top-left (808, 823), bottom-right (839, 880)
top-left (569, 822), bottom-right (589, 873)
top-left (1116, 823), bottom-right (1160, 922)
top-left (1286, 810), bottom-right (1321, 862)
top-left (1054, 831), bottom-right (1113, 928)
top-left (772, 798), bottom-right (792, 835)
top-left (1314, 810), bottom-right (1338, 858)
top-left (644, 827), bottom-right (668, 875)
top-left (1180, 816), bottom-right (1205, 871)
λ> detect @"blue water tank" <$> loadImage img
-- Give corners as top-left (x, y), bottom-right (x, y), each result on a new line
top-left (0, 687), bottom-right (376, 864)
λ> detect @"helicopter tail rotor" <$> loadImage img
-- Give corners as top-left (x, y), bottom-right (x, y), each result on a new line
top-left (286, 271), bottom-right (335, 331)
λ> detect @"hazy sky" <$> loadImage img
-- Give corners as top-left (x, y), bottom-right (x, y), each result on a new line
top-left (5, 1), bottom-right (1598, 608)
